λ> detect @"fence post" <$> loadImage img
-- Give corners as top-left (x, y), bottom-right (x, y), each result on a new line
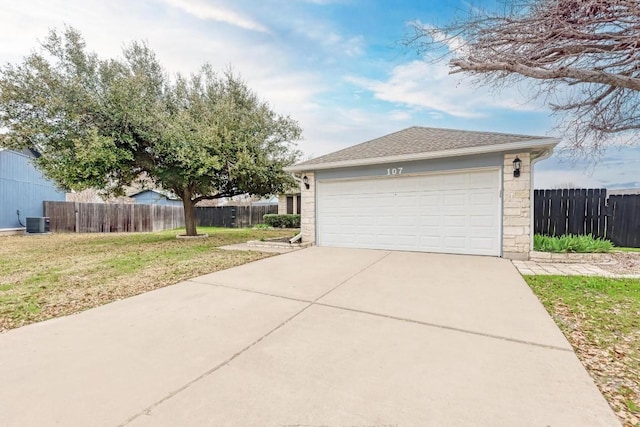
top-left (231, 206), bottom-right (236, 228)
top-left (74, 202), bottom-right (79, 233)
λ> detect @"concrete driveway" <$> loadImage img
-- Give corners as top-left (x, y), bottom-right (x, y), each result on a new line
top-left (0, 247), bottom-right (619, 426)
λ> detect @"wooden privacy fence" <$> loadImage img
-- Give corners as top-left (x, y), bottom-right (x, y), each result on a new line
top-left (534, 189), bottom-right (640, 248)
top-left (43, 202), bottom-right (278, 233)
top-left (44, 201), bottom-right (185, 233)
top-left (195, 205), bottom-right (277, 228)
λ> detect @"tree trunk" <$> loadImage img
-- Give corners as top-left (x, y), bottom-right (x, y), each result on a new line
top-left (182, 197), bottom-right (198, 236)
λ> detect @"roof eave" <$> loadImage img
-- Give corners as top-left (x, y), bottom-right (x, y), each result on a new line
top-left (285, 138), bottom-right (560, 172)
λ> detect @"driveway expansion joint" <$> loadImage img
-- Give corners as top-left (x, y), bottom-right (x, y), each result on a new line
top-left (190, 277), bottom-right (572, 353)
top-left (119, 251), bottom-right (392, 425)
top-left (189, 280), bottom-right (311, 305)
top-left (315, 302), bottom-right (573, 353)
top-left (117, 302), bottom-right (315, 426)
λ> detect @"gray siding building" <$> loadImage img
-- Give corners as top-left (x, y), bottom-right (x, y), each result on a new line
top-left (0, 149), bottom-right (66, 229)
top-left (129, 189), bottom-right (183, 207)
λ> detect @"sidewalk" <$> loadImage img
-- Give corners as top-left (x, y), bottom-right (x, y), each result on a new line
top-left (512, 259), bottom-right (640, 278)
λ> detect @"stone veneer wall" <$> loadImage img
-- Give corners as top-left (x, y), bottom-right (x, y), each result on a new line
top-left (277, 195), bottom-right (287, 215)
top-left (502, 153), bottom-right (531, 260)
top-left (300, 172), bottom-right (315, 244)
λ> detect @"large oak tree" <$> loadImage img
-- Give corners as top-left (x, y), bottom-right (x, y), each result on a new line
top-left (405, 0), bottom-right (640, 153)
top-left (0, 28), bottom-right (302, 235)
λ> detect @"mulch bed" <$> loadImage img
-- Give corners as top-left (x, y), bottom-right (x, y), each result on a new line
top-left (596, 252), bottom-right (640, 275)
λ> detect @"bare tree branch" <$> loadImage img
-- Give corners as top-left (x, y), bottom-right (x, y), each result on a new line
top-left (404, 0), bottom-right (640, 153)
top-left (450, 59), bottom-right (640, 91)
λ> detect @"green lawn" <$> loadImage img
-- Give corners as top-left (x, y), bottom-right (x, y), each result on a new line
top-left (525, 275), bottom-right (640, 426)
top-left (0, 227), bottom-right (297, 332)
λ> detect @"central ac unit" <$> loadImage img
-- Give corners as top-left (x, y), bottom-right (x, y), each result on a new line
top-left (26, 217), bottom-right (50, 234)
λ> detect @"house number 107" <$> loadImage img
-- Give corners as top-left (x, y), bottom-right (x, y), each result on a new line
top-left (386, 167), bottom-right (403, 175)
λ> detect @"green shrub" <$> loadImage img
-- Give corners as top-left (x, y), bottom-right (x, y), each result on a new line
top-left (533, 234), bottom-right (613, 253)
top-left (263, 214), bottom-right (300, 228)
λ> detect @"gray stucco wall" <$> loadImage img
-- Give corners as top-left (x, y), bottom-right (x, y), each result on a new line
top-left (313, 153), bottom-right (503, 181)
top-left (0, 150), bottom-right (66, 229)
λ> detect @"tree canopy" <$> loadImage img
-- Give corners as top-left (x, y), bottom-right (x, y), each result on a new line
top-left (0, 27), bottom-right (302, 235)
top-left (405, 0), bottom-right (640, 154)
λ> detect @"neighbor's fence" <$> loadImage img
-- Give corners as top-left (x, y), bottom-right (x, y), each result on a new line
top-left (43, 202), bottom-right (278, 233)
top-left (44, 201), bottom-right (185, 233)
top-left (195, 205), bottom-right (277, 228)
top-left (534, 189), bottom-right (640, 247)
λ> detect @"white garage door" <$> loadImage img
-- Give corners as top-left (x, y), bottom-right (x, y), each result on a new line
top-left (316, 169), bottom-right (501, 256)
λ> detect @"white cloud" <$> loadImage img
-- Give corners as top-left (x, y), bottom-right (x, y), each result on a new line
top-left (388, 110), bottom-right (413, 121)
top-left (345, 59), bottom-right (546, 118)
top-left (343, 36), bottom-right (365, 57)
top-left (413, 22), bottom-right (468, 54)
top-left (160, 0), bottom-right (270, 33)
top-left (293, 105), bottom-right (417, 157)
top-left (287, 17), bottom-right (365, 58)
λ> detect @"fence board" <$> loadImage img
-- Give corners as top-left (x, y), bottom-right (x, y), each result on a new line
top-left (567, 189), bottom-right (585, 235)
top-left (538, 189), bottom-right (550, 235)
top-left (44, 201), bottom-right (185, 233)
top-left (534, 189), bottom-right (639, 247)
top-left (195, 205), bottom-right (277, 228)
top-left (608, 195), bottom-right (640, 247)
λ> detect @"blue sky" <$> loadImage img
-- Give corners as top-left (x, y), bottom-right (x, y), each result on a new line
top-left (1, 0), bottom-right (638, 189)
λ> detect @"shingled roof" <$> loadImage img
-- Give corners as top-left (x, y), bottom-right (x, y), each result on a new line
top-left (287, 126), bottom-right (557, 171)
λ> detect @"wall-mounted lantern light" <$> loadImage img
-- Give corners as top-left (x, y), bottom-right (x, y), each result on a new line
top-left (303, 175), bottom-right (310, 190)
top-left (512, 156), bottom-right (522, 178)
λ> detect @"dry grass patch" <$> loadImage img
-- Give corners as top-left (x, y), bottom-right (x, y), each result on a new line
top-left (0, 227), bottom-right (297, 332)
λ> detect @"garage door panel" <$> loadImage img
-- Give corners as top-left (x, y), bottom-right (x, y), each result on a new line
top-left (358, 216), bottom-right (376, 227)
top-left (317, 169), bottom-right (501, 256)
top-left (374, 197), bottom-right (396, 208)
top-left (375, 215), bottom-right (394, 225)
top-left (396, 235), bottom-right (419, 246)
top-left (418, 193), bottom-right (441, 205)
top-left (443, 193), bottom-right (466, 208)
top-left (444, 236), bottom-right (466, 249)
top-left (341, 216), bottom-right (358, 226)
top-left (358, 194), bottom-right (378, 204)
top-left (442, 226), bottom-right (468, 237)
top-left (442, 174), bottom-right (469, 190)
top-left (419, 216), bottom-right (441, 227)
top-left (420, 235), bottom-right (442, 247)
top-left (443, 215), bottom-right (466, 227)
top-left (470, 215), bottom-right (496, 227)
top-left (468, 171), bottom-right (499, 188)
top-left (470, 191), bottom-right (495, 206)
top-left (470, 237), bottom-right (495, 249)
top-left (419, 223), bottom-right (442, 234)
top-left (395, 196), bottom-right (419, 208)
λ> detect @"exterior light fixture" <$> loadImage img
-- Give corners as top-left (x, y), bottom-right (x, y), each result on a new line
top-left (512, 156), bottom-right (522, 178)
top-left (302, 175), bottom-right (310, 189)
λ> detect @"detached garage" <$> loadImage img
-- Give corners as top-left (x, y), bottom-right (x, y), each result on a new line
top-left (285, 127), bottom-right (558, 259)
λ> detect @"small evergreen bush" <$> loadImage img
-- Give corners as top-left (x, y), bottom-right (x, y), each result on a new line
top-left (263, 214), bottom-right (301, 228)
